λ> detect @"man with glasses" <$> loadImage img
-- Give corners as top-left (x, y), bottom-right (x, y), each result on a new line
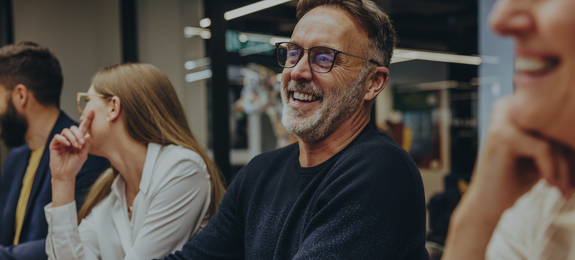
top-left (162, 0), bottom-right (428, 259)
top-left (0, 42), bottom-right (108, 259)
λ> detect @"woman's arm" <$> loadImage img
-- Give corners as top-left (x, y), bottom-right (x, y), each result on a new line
top-left (45, 201), bottom-right (100, 260)
top-left (50, 110), bottom-right (95, 207)
top-left (46, 110), bottom-right (99, 260)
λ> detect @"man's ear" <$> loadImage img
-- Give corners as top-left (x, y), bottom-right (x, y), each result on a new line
top-left (363, 67), bottom-right (389, 101)
top-left (108, 96), bottom-right (122, 122)
top-left (12, 84), bottom-right (30, 111)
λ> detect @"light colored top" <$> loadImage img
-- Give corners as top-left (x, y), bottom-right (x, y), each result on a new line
top-left (487, 180), bottom-right (575, 260)
top-left (44, 143), bottom-right (211, 260)
top-left (14, 145), bottom-right (45, 245)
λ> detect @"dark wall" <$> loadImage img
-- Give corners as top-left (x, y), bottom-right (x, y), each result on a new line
top-left (0, 0), bottom-right (13, 177)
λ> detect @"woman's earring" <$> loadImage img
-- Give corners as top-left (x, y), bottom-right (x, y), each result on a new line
top-left (106, 117), bottom-right (110, 122)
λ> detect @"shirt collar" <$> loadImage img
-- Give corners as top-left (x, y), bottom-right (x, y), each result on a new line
top-left (138, 143), bottom-right (161, 195)
top-left (109, 142), bottom-right (161, 199)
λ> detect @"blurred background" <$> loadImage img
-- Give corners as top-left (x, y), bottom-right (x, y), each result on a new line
top-left (0, 0), bottom-right (515, 257)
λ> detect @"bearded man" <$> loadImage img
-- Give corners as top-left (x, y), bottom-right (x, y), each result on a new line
top-left (0, 42), bottom-right (109, 259)
top-left (162, 0), bottom-right (428, 259)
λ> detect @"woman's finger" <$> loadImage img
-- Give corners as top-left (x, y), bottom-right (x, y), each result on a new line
top-left (50, 134), bottom-right (71, 148)
top-left (554, 145), bottom-right (574, 197)
top-left (566, 148), bottom-right (575, 196)
top-left (509, 130), bottom-right (555, 184)
top-left (79, 109), bottom-right (94, 135)
top-left (61, 128), bottom-right (79, 148)
top-left (69, 126), bottom-right (86, 145)
top-left (82, 133), bottom-right (92, 151)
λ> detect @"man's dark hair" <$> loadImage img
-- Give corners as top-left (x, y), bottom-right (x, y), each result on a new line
top-left (296, 0), bottom-right (398, 68)
top-left (0, 41), bottom-right (63, 107)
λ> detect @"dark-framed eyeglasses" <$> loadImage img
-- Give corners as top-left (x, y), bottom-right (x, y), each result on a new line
top-left (275, 42), bottom-right (382, 73)
top-left (76, 92), bottom-right (113, 114)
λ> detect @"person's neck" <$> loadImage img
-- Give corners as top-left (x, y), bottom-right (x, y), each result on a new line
top-left (25, 106), bottom-right (60, 151)
top-left (298, 107), bottom-right (370, 167)
top-left (106, 137), bottom-right (148, 200)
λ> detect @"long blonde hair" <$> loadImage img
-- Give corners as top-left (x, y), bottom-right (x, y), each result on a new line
top-left (78, 63), bottom-right (226, 222)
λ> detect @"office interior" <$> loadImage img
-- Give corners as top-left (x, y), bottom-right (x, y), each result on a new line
top-left (0, 0), bottom-right (513, 255)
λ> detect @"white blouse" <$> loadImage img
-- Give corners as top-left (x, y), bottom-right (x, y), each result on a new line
top-left (487, 180), bottom-right (575, 260)
top-left (44, 143), bottom-right (211, 260)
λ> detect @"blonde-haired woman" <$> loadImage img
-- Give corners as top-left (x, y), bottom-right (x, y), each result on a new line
top-left (45, 63), bottom-right (226, 260)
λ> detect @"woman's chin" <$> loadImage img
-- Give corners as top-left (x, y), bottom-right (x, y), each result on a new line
top-left (509, 91), bottom-right (575, 148)
top-left (508, 95), bottom-right (545, 130)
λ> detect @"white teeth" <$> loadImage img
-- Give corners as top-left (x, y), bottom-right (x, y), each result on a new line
top-left (293, 91), bottom-right (317, 102)
top-left (515, 57), bottom-right (547, 72)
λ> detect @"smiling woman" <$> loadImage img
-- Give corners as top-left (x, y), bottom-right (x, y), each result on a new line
top-left (443, 0), bottom-right (575, 259)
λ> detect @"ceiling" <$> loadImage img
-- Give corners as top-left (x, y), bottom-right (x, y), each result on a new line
top-left (223, 0), bottom-right (478, 55)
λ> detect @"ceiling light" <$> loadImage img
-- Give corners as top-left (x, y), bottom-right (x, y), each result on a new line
top-left (240, 32), bottom-right (273, 42)
top-left (391, 56), bottom-right (416, 64)
top-left (185, 69), bottom-right (213, 82)
top-left (392, 48), bottom-right (483, 65)
top-left (184, 27), bottom-right (211, 39)
top-left (269, 36), bottom-right (290, 45)
top-left (199, 18), bottom-right (211, 28)
top-left (200, 31), bottom-right (212, 39)
top-left (185, 57), bottom-right (212, 70)
top-left (224, 0), bottom-right (292, 21)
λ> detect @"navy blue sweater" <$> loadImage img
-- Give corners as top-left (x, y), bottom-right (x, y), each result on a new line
top-left (163, 125), bottom-right (428, 259)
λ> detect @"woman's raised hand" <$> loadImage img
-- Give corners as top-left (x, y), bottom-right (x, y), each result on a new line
top-left (49, 109), bottom-right (94, 182)
top-left (443, 97), bottom-right (574, 260)
top-left (467, 97), bottom-right (574, 213)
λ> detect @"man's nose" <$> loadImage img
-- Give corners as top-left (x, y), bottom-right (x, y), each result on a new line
top-left (289, 52), bottom-right (313, 83)
top-left (489, 0), bottom-right (535, 38)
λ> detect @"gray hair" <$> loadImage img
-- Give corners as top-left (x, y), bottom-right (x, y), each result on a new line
top-left (296, 0), bottom-right (398, 67)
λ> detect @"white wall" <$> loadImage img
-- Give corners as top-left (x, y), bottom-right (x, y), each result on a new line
top-left (13, 0), bottom-right (122, 120)
top-left (10, 0), bottom-right (209, 148)
top-left (138, 0), bottom-right (209, 148)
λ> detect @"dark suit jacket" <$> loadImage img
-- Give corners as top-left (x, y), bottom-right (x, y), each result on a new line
top-left (0, 111), bottom-right (109, 260)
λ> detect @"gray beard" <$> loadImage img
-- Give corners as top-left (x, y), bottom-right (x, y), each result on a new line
top-left (281, 70), bottom-right (369, 142)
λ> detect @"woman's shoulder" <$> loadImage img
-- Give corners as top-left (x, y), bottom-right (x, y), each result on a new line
top-left (145, 143), bottom-right (209, 186)
top-left (153, 143), bottom-right (207, 169)
top-left (487, 180), bottom-right (567, 259)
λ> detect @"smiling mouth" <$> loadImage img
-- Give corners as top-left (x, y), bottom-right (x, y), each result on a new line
top-left (514, 56), bottom-right (560, 75)
top-left (290, 91), bottom-right (321, 102)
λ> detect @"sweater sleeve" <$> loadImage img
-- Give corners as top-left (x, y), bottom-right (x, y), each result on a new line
top-left (293, 148), bottom-right (428, 260)
top-left (161, 169), bottom-right (246, 260)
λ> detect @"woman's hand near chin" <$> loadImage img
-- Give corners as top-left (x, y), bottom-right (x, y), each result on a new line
top-left (50, 109), bottom-right (95, 207)
top-left (443, 97), bottom-right (573, 260)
